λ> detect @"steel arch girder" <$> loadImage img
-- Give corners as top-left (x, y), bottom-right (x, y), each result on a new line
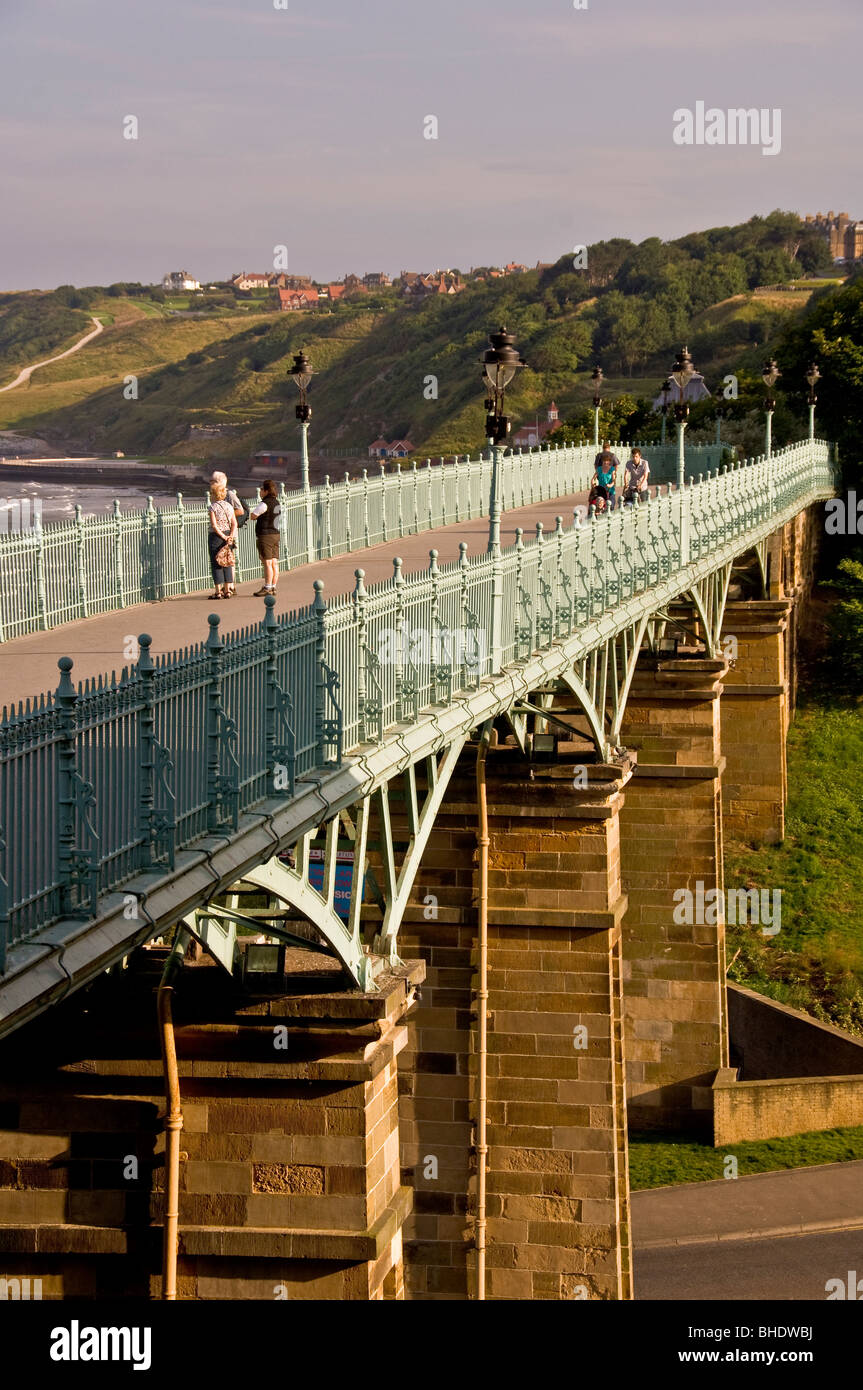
top-left (373, 732), bottom-right (468, 962)
top-left (685, 562), bottom-right (733, 656)
top-left (557, 666), bottom-right (611, 760)
top-left (557, 612), bottom-right (651, 758)
top-left (241, 853), bottom-right (377, 992)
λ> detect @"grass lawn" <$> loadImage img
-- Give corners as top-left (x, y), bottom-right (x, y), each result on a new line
top-left (725, 692), bottom-right (863, 1031)
top-left (630, 1125), bottom-right (863, 1189)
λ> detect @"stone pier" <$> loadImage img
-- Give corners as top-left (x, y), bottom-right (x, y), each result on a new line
top-left (398, 743), bottom-right (634, 1300)
top-left (721, 599), bottom-right (791, 846)
top-left (618, 656), bottom-right (729, 1132)
top-left (0, 949), bottom-right (421, 1300)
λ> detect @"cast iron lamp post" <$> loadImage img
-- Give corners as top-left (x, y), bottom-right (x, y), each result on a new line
top-left (762, 357), bottom-right (781, 460)
top-left (590, 366), bottom-right (604, 450)
top-left (481, 326), bottom-right (525, 556)
top-left (291, 349), bottom-right (314, 563)
top-left (670, 346), bottom-right (695, 491)
top-left (670, 346), bottom-right (696, 567)
top-left (805, 362), bottom-right (821, 441)
top-left (659, 376), bottom-right (672, 446)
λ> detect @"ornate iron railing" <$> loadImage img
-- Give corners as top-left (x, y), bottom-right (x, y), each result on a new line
top-left (0, 439), bottom-right (833, 968)
top-left (0, 442), bottom-right (729, 641)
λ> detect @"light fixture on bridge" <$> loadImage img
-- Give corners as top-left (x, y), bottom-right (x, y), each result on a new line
top-left (670, 347), bottom-right (695, 420)
top-left (481, 326), bottom-right (525, 445)
top-left (659, 376), bottom-right (673, 444)
top-left (670, 347), bottom-right (696, 495)
top-left (805, 362), bottom-right (821, 441)
top-left (590, 366), bottom-right (604, 449)
top-left (482, 325), bottom-right (525, 559)
top-left (762, 358), bottom-right (781, 458)
top-left (291, 349), bottom-right (315, 561)
top-left (761, 358), bottom-right (781, 409)
top-left (291, 349), bottom-right (314, 424)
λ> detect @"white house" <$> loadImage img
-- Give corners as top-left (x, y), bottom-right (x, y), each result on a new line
top-left (162, 271), bottom-right (201, 291)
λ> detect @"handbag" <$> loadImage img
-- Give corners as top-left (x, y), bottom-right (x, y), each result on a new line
top-left (214, 541), bottom-right (234, 570)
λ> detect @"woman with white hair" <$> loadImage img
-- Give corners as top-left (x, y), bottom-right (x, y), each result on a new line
top-left (208, 476), bottom-right (238, 599)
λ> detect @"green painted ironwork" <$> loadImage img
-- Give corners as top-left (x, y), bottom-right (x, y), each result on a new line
top-left (0, 439), bottom-right (834, 978)
top-left (0, 442), bottom-right (728, 642)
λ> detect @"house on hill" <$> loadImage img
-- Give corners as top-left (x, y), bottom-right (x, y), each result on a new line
top-left (400, 270), bottom-right (464, 298)
top-left (232, 271), bottom-right (271, 290)
top-left (270, 274), bottom-right (313, 289)
top-left (512, 402), bottom-right (561, 448)
top-left (368, 437), bottom-right (415, 459)
top-left (277, 287), bottom-right (320, 312)
top-left (162, 271), bottom-right (201, 291)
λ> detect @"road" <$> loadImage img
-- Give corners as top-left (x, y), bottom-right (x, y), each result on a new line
top-left (0, 315), bottom-right (104, 392)
top-left (635, 1227), bottom-right (863, 1300)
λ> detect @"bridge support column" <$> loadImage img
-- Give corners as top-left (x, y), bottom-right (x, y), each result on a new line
top-left (618, 656), bottom-right (729, 1132)
top-left (0, 958), bottom-right (422, 1301)
top-left (399, 747), bottom-right (634, 1300)
top-left (721, 600), bottom-right (791, 846)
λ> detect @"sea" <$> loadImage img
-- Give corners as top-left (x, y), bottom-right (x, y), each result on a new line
top-left (0, 478), bottom-right (210, 526)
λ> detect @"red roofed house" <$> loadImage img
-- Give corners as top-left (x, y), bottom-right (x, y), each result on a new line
top-left (325, 283), bottom-right (346, 301)
top-left (368, 437), bottom-right (415, 459)
top-left (277, 287), bottom-right (320, 312)
top-left (512, 402), bottom-right (561, 448)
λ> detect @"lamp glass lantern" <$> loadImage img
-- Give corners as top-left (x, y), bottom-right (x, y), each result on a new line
top-left (670, 347), bottom-right (695, 415)
top-left (481, 325), bottom-right (524, 444)
top-left (762, 357), bottom-right (781, 401)
top-left (291, 349), bottom-right (313, 422)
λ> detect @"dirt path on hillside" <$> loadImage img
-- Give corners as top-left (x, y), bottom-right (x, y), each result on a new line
top-left (0, 316), bottom-right (105, 393)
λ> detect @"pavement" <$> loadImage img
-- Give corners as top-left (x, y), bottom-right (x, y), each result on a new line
top-left (0, 486), bottom-right (591, 710)
top-left (633, 1160), bottom-right (863, 1248)
top-left (635, 1226), bottom-right (863, 1301)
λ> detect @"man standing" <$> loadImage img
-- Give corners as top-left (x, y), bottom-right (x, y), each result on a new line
top-left (623, 447), bottom-right (650, 504)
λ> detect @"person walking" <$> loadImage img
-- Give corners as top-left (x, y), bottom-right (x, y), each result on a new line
top-left (593, 441), bottom-right (620, 509)
top-left (208, 477), bottom-right (238, 599)
top-left (250, 479), bottom-right (282, 597)
top-left (623, 447), bottom-right (650, 504)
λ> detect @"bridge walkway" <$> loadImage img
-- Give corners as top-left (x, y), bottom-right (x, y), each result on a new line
top-left (0, 485), bottom-right (590, 709)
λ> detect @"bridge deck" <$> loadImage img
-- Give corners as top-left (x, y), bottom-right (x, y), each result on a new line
top-left (0, 486), bottom-right (590, 710)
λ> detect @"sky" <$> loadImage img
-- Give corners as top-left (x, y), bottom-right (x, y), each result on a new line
top-left (0, 0), bottom-right (860, 290)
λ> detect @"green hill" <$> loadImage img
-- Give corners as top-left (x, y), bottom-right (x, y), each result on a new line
top-left (0, 211), bottom-right (845, 464)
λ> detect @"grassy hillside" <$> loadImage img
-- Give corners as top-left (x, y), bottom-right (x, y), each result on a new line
top-left (0, 212), bottom-right (844, 461)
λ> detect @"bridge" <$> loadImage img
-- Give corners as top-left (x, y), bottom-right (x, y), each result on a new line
top-left (0, 431), bottom-right (836, 1301)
